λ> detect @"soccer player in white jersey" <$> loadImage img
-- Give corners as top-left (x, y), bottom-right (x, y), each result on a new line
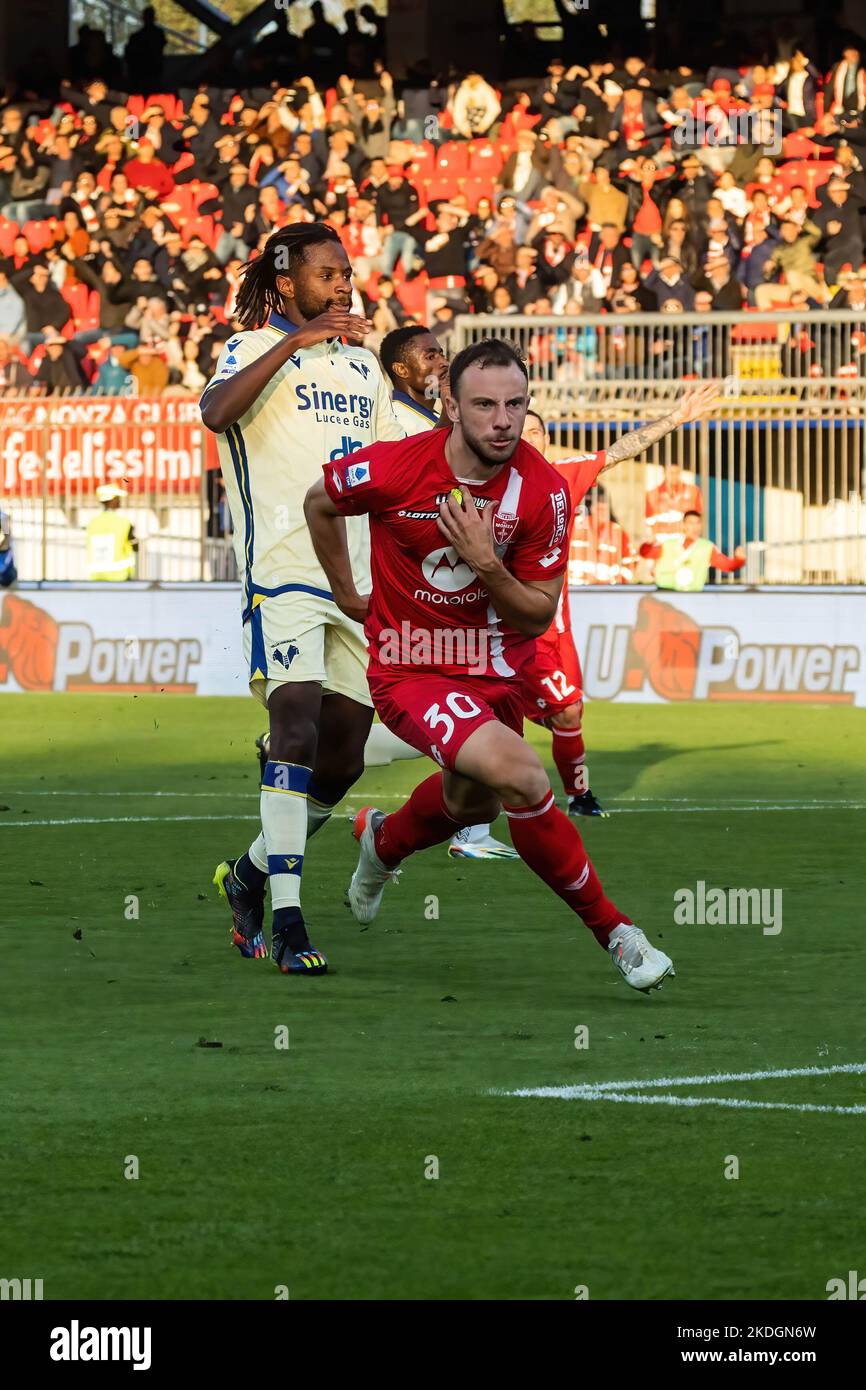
top-left (375, 323), bottom-right (520, 861)
top-left (201, 223), bottom-right (404, 976)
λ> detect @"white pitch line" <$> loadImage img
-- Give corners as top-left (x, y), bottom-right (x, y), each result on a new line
top-left (0, 814), bottom-right (261, 828)
top-left (2, 797), bottom-right (863, 829)
top-left (501, 1061), bottom-right (866, 1097)
top-left (530, 1093), bottom-right (866, 1116)
top-left (4, 790), bottom-right (864, 810)
top-left (605, 805), bottom-right (866, 813)
top-left (497, 1062), bottom-right (866, 1116)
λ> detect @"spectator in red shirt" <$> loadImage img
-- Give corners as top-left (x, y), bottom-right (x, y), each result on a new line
top-left (123, 139), bottom-right (175, 202)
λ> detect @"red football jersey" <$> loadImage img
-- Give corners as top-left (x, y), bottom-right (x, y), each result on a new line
top-left (322, 428), bottom-right (570, 680)
top-left (544, 451), bottom-right (606, 636)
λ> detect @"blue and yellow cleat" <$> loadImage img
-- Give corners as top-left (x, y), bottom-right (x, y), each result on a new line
top-left (271, 933), bottom-right (328, 976)
top-left (213, 860), bottom-right (268, 959)
top-left (568, 790), bottom-right (609, 818)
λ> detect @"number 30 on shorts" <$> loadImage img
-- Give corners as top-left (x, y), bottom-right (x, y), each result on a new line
top-left (422, 691), bottom-right (483, 745)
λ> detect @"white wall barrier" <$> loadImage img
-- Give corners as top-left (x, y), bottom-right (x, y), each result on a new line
top-left (1, 583), bottom-right (864, 706)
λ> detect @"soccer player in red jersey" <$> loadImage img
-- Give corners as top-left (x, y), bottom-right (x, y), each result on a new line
top-left (305, 339), bottom-right (693, 992)
top-left (519, 382), bottom-right (718, 816)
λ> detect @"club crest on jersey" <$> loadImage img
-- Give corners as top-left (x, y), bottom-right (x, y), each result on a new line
top-left (272, 641), bottom-right (300, 669)
top-left (348, 360), bottom-right (370, 379)
top-left (492, 509), bottom-right (519, 547)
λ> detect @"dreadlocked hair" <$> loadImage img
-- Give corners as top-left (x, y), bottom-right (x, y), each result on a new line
top-left (234, 222), bottom-right (343, 330)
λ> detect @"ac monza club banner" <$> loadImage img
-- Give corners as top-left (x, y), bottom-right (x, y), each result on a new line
top-left (0, 397), bottom-right (219, 496)
top-left (0, 584), bottom-right (864, 704)
top-left (570, 589), bottom-right (866, 706)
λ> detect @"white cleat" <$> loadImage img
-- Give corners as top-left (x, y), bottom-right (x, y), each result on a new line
top-left (447, 827), bottom-right (520, 861)
top-left (347, 806), bottom-right (400, 924)
top-left (608, 923), bottom-right (675, 993)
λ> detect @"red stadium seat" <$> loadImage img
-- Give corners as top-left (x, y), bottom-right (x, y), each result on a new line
top-left (0, 218), bottom-right (19, 256)
top-left (405, 142), bottom-right (437, 181)
top-left (160, 184), bottom-right (198, 224)
top-left (462, 177), bottom-right (497, 210)
top-left (192, 182), bottom-right (220, 210)
top-left (126, 95), bottom-right (146, 119)
top-left (467, 141), bottom-right (503, 177)
top-left (148, 94), bottom-right (182, 121)
top-left (68, 288), bottom-right (100, 334)
top-left (30, 119), bottom-right (55, 145)
top-left (170, 150), bottom-right (196, 177)
top-left (23, 219), bottom-right (55, 253)
top-left (60, 280), bottom-right (87, 310)
top-left (424, 176), bottom-right (461, 203)
top-left (779, 160), bottom-right (832, 205)
top-left (85, 289), bottom-right (101, 329)
top-left (181, 215), bottom-right (220, 249)
top-left (781, 133), bottom-right (822, 160)
top-left (394, 272), bottom-right (428, 318)
top-left (436, 142), bottom-right (470, 178)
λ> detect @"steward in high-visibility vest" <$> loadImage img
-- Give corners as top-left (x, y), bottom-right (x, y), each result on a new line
top-left (640, 510), bottom-right (745, 591)
top-left (86, 484), bottom-right (137, 581)
top-left (569, 497), bottom-right (636, 585)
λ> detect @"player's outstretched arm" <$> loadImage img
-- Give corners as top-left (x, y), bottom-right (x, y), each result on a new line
top-left (303, 478), bottom-right (370, 625)
top-left (200, 307), bottom-right (372, 433)
top-left (601, 381), bottom-right (719, 471)
top-left (437, 488), bottom-right (561, 637)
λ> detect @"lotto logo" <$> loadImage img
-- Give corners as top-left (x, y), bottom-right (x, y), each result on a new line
top-left (538, 547), bottom-right (562, 569)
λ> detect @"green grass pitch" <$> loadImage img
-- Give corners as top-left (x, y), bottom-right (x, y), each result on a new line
top-left (1, 693), bottom-right (863, 1300)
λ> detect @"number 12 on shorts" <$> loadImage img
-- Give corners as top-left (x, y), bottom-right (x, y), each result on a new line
top-left (541, 670), bottom-right (576, 702)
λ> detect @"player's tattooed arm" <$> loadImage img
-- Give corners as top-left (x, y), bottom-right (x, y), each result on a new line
top-left (303, 478), bottom-right (370, 624)
top-left (437, 487), bottom-right (560, 637)
top-left (601, 381), bottom-right (719, 470)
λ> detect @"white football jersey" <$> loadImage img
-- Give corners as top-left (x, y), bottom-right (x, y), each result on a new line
top-left (390, 389), bottom-right (440, 437)
top-left (202, 309), bottom-right (405, 619)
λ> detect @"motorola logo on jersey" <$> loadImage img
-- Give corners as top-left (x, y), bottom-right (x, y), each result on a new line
top-left (420, 546), bottom-right (476, 593)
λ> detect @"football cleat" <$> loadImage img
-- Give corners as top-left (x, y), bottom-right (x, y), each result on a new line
top-left (255, 731), bottom-right (270, 780)
top-left (447, 827), bottom-right (520, 860)
top-left (608, 923), bottom-right (675, 993)
top-left (271, 933), bottom-right (328, 975)
top-left (213, 859), bottom-right (268, 959)
top-left (346, 806), bottom-right (400, 924)
top-left (568, 789), bottom-right (608, 818)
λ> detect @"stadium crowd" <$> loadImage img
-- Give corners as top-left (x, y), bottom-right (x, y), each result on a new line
top-left (1, 11), bottom-right (865, 396)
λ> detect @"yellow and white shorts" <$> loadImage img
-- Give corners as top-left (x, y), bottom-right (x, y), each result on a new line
top-left (242, 589), bottom-right (371, 708)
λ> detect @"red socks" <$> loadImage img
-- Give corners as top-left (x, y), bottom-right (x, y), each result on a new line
top-left (503, 792), bottom-right (627, 947)
top-left (374, 773), bottom-right (466, 867)
top-left (551, 725), bottom-right (587, 796)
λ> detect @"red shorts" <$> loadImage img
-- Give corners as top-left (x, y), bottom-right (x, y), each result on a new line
top-left (367, 668), bottom-right (525, 771)
top-left (522, 629), bottom-right (583, 722)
